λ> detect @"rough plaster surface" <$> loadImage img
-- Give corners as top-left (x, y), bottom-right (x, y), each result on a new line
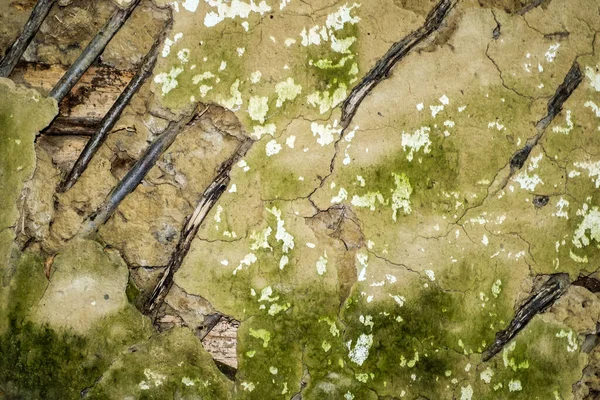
top-left (2, 0), bottom-right (600, 398)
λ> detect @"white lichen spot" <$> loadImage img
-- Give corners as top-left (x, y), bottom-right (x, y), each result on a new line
top-left (326, 3), bottom-right (360, 30)
top-left (275, 78), bottom-right (302, 107)
top-left (199, 85), bottom-right (213, 97)
top-left (331, 188), bottom-right (348, 204)
top-left (221, 79), bottom-right (243, 110)
top-left (214, 205), bottom-right (223, 224)
top-left (508, 380), bottom-right (523, 392)
top-left (491, 280), bottom-right (502, 298)
top-left (279, 255), bottom-right (289, 270)
top-left (556, 329), bottom-right (578, 352)
top-left (284, 38), bottom-right (296, 46)
top-left (250, 227), bottom-right (272, 251)
top-left (545, 43), bottom-right (560, 62)
top-left (237, 47), bottom-right (245, 56)
top-left (267, 207), bottom-right (295, 253)
top-left (177, 48), bottom-right (190, 63)
top-left (390, 294), bottom-right (406, 307)
top-left (586, 66), bottom-right (600, 91)
top-left (351, 192), bottom-right (386, 211)
top-left (232, 253), bottom-right (257, 275)
top-left (161, 32), bottom-right (183, 57)
top-left (416, 103), bottom-right (424, 111)
top-left (143, 369), bottom-right (166, 387)
top-left (307, 85), bottom-right (347, 114)
top-left (344, 391), bottom-right (355, 400)
top-left (192, 71), bottom-right (215, 83)
top-left (401, 127), bottom-right (431, 162)
top-left (250, 70), bottom-right (262, 83)
top-left (514, 171), bottom-right (543, 191)
top-left (331, 36), bottom-right (356, 54)
top-left (552, 110), bottom-right (573, 134)
top-left (439, 94), bottom-right (450, 105)
top-left (241, 381), bottom-right (256, 392)
top-left (203, 0), bottom-right (271, 28)
top-left (316, 252), bottom-right (328, 275)
top-left (237, 159), bottom-right (250, 172)
top-left (266, 139), bottom-right (282, 156)
top-left (182, 0), bottom-right (198, 11)
top-left (585, 100), bottom-right (600, 117)
top-left (285, 135), bottom-right (296, 148)
top-left (424, 270), bottom-right (435, 281)
top-left (482, 234), bottom-right (489, 246)
top-left (480, 367), bottom-right (494, 384)
top-left (391, 173), bottom-right (412, 220)
top-left (460, 385), bottom-right (473, 400)
top-left (553, 197), bottom-right (569, 219)
top-left (252, 123), bottom-right (276, 140)
top-left (574, 160), bottom-right (600, 188)
top-left (356, 253), bottom-right (368, 282)
top-left (154, 67), bottom-right (183, 95)
top-left (248, 95), bottom-right (269, 123)
top-left (347, 333), bottom-right (373, 366)
top-left (488, 120), bottom-right (505, 131)
top-left (430, 104), bottom-right (444, 118)
top-left (311, 121), bottom-right (342, 146)
top-left (573, 205), bottom-right (600, 248)
top-left (570, 250), bottom-right (588, 263)
top-left (182, 377), bottom-right (195, 386)
top-left (258, 287), bottom-right (279, 304)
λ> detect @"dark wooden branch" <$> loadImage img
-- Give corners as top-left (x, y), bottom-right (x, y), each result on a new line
top-left (78, 106), bottom-right (206, 236)
top-left (340, 0), bottom-right (455, 128)
top-left (43, 117), bottom-right (100, 136)
top-left (508, 61), bottom-right (582, 173)
top-left (143, 138), bottom-right (254, 316)
top-left (58, 20), bottom-right (172, 193)
top-left (482, 274), bottom-right (570, 361)
top-left (49, 0), bottom-right (140, 102)
top-left (535, 61), bottom-right (583, 132)
top-left (0, 0), bottom-right (56, 77)
top-left (516, 0), bottom-right (545, 16)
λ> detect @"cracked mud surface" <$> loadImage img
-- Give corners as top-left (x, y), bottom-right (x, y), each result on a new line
top-left (3, 0), bottom-right (600, 399)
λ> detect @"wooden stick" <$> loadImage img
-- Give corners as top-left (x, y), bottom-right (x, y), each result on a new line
top-left (482, 274), bottom-right (570, 361)
top-left (143, 138), bottom-right (254, 315)
top-left (0, 0), bottom-right (56, 78)
top-left (58, 20), bottom-right (172, 193)
top-left (78, 106), bottom-right (207, 237)
top-left (340, 0), bottom-right (455, 128)
top-left (49, 0), bottom-right (140, 102)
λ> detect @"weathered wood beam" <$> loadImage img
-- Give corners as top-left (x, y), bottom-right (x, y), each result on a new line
top-left (0, 0), bottom-right (56, 77)
top-left (58, 19), bottom-right (172, 193)
top-left (49, 0), bottom-right (140, 102)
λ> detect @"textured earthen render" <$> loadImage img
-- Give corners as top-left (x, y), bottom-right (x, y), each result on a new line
top-left (3, 0), bottom-right (600, 398)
